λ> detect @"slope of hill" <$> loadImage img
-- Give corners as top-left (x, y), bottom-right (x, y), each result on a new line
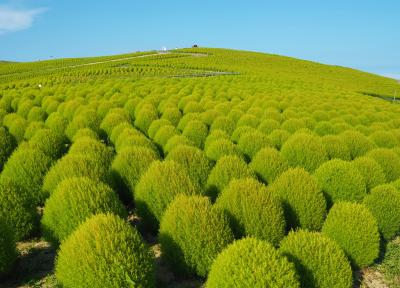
top-left (0, 48), bottom-right (400, 288)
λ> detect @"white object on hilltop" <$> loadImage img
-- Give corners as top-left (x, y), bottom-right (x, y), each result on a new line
top-left (38, 84), bottom-right (42, 88)
top-left (161, 46), bottom-right (167, 52)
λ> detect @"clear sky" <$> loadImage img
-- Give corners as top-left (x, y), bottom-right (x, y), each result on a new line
top-left (0, 0), bottom-right (399, 79)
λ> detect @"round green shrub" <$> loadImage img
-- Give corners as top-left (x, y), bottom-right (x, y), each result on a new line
top-left (205, 139), bottom-right (242, 162)
top-left (267, 128), bottom-right (291, 150)
top-left (2, 146), bottom-right (53, 205)
top-left (281, 118), bottom-right (307, 134)
top-left (164, 135), bottom-right (194, 154)
top-left (379, 237), bottom-right (400, 284)
top-left (0, 177), bottom-right (37, 240)
top-left (71, 128), bottom-right (99, 142)
top-left (109, 146), bottom-right (159, 202)
top-left (231, 125), bottom-right (256, 143)
top-left (206, 237), bottom-right (300, 288)
top-left (281, 133), bottom-right (328, 172)
top-left (27, 106), bottom-right (47, 122)
top-left (366, 148), bottom-right (400, 182)
top-left (369, 130), bottom-right (398, 148)
top-left (268, 168), bottom-right (326, 230)
top-left (352, 157), bottom-right (386, 191)
top-left (69, 137), bottom-right (114, 168)
top-left (363, 184), bottom-right (400, 240)
top-left (280, 230), bottom-right (352, 288)
top-left (100, 109), bottom-right (131, 138)
top-left (182, 120), bottom-right (208, 149)
top-left (321, 135), bottom-right (351, 160)
top-left (65, 109), bottom-right (101, 140)
top-left (43, 154), bottom-right (110, 196)
top-left (161, 107), bottom-right (182, 126)
top-left (210, 116), bottom-right (236, 136)
top-left (236, 114), bottom-right (259, 128)
top-left (215, 178), bottom-right (285, 245)
top-left (314, 159), bottom-right (367, 206)
top-left (56, 213), bottom-right (155, 288)
top-left (134, 107), bottom-right (158, 135)
top-left (159, 195), bottom-right (234, 277)
top-left (45, 112), bottom-right (68, 136)
top-left (314, 121), bottom-right (338, 136)
top-left (135, 160), bottom-right (197, 231)
top-left (147, 119), bottom-right (171, 139)
top-left (204, 129), bottom-right (230, 150)
top-left (0, 127), bottom-right (16, 170)
top-left (250, 147), bottom-right (289, 184)
top-left (23, 121), bottom-right (46, 140)
top-left (322, 202), bottom-right (380, 268)
top-left (237, 131), bottom-right (272, 160)
top-left (116, 133), bottom-right (158, 155)
top-left (0, 217), bottom-right (17, 275)
top-left (206, 155), bottom-right (255, 199)
top-left (7, 116), bottom-right (28, 143)
top-left (153, 125), bottom-right (178, 148)
top-left (42, 177), bottom-right (127, 243)
top-left (340, 130), bottom-right (376, 159)
top-left (177, 113), bottom-right (201, 131)
top-left (258, 119), bottom-right (281, 135)
top-left (165, 145), bottom-right (212, 193)
top-left (29, 128), bottom-right (67, 160)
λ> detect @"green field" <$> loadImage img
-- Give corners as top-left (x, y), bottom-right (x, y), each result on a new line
top-left (0, 48), bottom-right (399, 287)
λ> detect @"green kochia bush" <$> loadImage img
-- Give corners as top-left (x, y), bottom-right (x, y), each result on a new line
top-left (147, 119), bottom-right (171, 140)
top-left (42, 177), bottom-right (127, 243)
top-left (366, 148), bottom-right (400, 182)
top-left (109, 146), bottom-right (159, 202)
top-left (68, 137), bottom-right (114, 168)
top-left (215, 178), bottom-right (285, 245)
top-left (0, 177), bottom-right (38, 240)
top-left (164, 135), bottom-right (194, 154)
top-left (340, 130), bottom-right (375, 159)
top-left (206, 237), bottom-right (300, 288)
top-left (135, 160), bottom-right (197, 231)
top-left (250, 147), bottom-right (289, 184)
top-left (321, 135), bottom-right (351, 160)
top-left (23, 121), bottom-right (46, 140)
top-left (182, 120), bottom-right (208, 149)
top-left (206, 156), bottom-right (255, 200)
top-left (205, 138), bottom-right (242, 162)
top-left (281, 133), bottom-right (328, 172)
top-left (352, 157), bottom-right (386, 191)
top-left (43, 154), bottom-right (110, 196)
top-left (314, 159), bottom-right (367, 206)
top-left (1, 146), bottom-right (53, 205)
top-left (237, 131), bottom-right (272, 160)
top-left (56, 213), bottom-right (155, 288)
top-left (0, 217), bottom-right (17, 275)
top-left (280, 230), bottom-right (352, 288)
top-left (322, 202), bottom-right (380, 268)
top-left (268, 168), bottom-right (326, 231)
top-left (153, 125), bottom-right (178, 148)
top-left (134, 107), bottom-right (158, 135)
top-left (210, 116), bottom-right (236, 136)
top-left (369, 130), bottom-right (398, 148)
top-left (159, 195), bottom-right (234, 277)
top-left (363, 184), bottom-right (400, 241)
top-left (165, 145), bottom-right (213, 194)
top-left (0, 127), bottom-right (16, 170)
top-left (29, 128), bottom-right (67, 160)
top-left (100, 109), bottom-right (131, 138)
top-left (268, 129), bottom-right (291, 150)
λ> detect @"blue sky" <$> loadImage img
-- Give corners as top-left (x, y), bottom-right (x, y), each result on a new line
top-left (0, 0), bottom-right (399, 78)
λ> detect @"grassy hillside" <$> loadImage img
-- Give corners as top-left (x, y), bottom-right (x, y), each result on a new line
top-left (1, 48), bottom-right (400, 288)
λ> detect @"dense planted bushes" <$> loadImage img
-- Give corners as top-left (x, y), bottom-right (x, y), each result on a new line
top-left (206, 155), bottom-right (255, 199)
top-left (363, 184), bottom-right (400, 240)
top-left (340, 130), bottom-right (375, 159)
top-left (366, 148), bottom-right (400, 182)
top-left (56, 213), bottom-right (155, 288)
top-left (159, 195), bottom-right (234, 277)
top-left (0, 127), bottom-right (16, 170)
top-left (135, 160), bottom-right (197, 231)
top-left (165, 145), bottom-right (212, 193)
top-left (281, 132), bottom-right (328, 172)
top-left (250, 147), bottom-right (289, 184)
top-left (352, 157), bottom-right (386, 191)
top-left (42, 177), bottom-right (127, 243)
top-left (109, 146), bottom-right (158, 201)
top-left (314, 159), bottom-right (367, 206)
top-left (206, 238), bottom-right (300, 288)
top-left (322, 202), bottom-right (380, 268)
top-left (1, 146), bottom-right (53, 204)
top-left (268, 168), bottom-right (326, 230)
top-left (280, 230), bottom-right (352, 288)
top-left (0, 217), bottom-right (17, 275)
top-left (215, 178), bottom-right (285, 245)
top-left (237, 130), bottom-right (272, 160)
